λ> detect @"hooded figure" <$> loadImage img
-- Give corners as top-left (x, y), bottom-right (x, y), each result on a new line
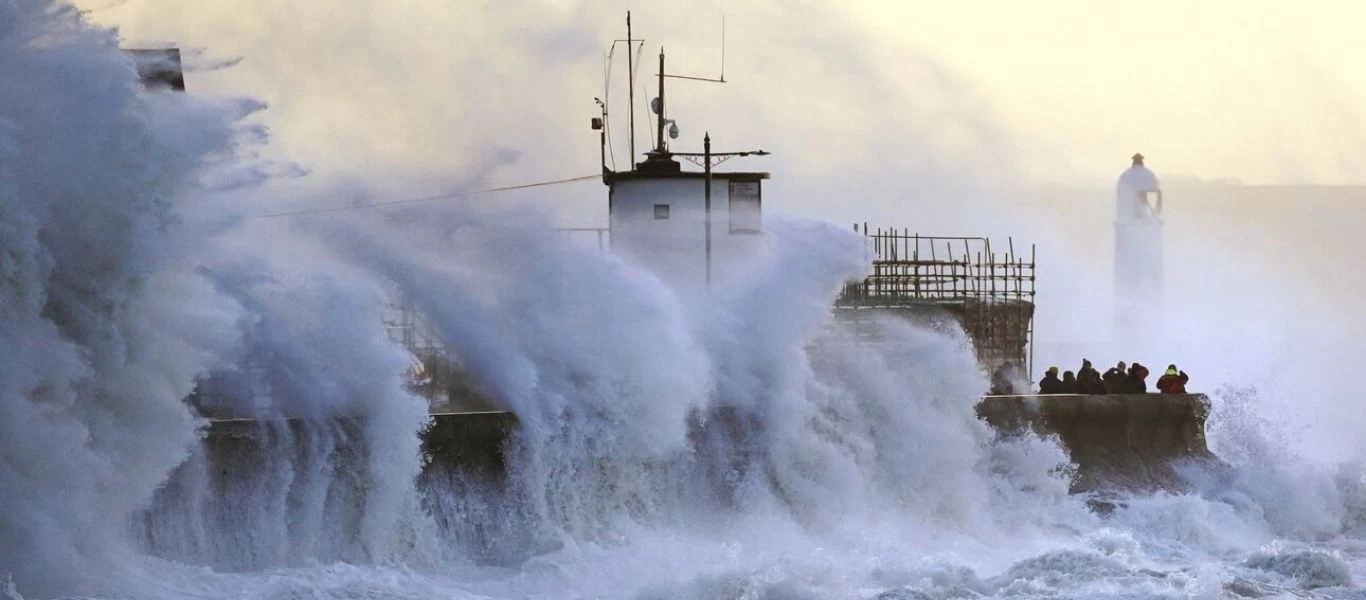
top-left (1077, 359), bottom-right (1099, 385)
top-left (1081, 369), bottom-right (1108, 394)
top-left (1039, 367), bottom-right (1063, 394)
top-left (1102, 361), bottom-right (1127, 393)
top-left (1061, 370), bottom-right (1078, 393)
top-left (1125, 363), bottom-right (1150, 393)
top-left (1156, 364), bottom-right (1189, 394)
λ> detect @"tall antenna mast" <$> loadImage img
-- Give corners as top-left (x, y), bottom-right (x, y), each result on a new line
top-left (601, 13), bottom-right (726, 168)
top-left (656, 49), bottom-right (666, 153)
top-left (626, 12), bottom-right (636, 169)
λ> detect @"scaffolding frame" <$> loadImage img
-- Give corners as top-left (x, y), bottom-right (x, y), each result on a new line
top-left (381, 224), bottom-right (1037, 395)
top-left (836, 224), bottom-right (1036, 375)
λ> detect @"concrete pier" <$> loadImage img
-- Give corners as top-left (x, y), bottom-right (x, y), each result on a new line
top-left (976, 393), bottom-right (1220, 493)
top-left (199, 394), bottom-right (1218, 496)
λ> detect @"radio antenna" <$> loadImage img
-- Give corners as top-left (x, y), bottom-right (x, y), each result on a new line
top-left (626, 12), bottom-right (636, 168)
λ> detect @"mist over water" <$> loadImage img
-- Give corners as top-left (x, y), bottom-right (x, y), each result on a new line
top-left (8, 2), bottom-right (1366, 599)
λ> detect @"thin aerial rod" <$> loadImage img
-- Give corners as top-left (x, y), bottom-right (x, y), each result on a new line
top-left (664, 73), bottom-right (726, 83)
top-left (601, 50), bottom-right (616, 168)
top-left (627, 12), bottom-right (635, 169)
top-left (656, 48), bottom-right (666, 152)
top-left (721, 14), bottom-right (726, 82)
top-left (660, 15), bottom-right (729, 84)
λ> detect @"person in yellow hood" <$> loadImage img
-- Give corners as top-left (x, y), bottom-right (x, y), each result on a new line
top-left (1156, 364), bottom-right (1189, 394)
top-left (1039, 366), bottom-right (1063, 394)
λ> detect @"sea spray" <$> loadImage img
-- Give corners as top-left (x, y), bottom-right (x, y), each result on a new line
top-left (0, 1), bottom-right (254, 593)
top-left (1186, 385), bottom-right (1366, 542)
top-left (137, 262), bottom-right (439, 569)
top-left (316, 205), bottom-right (717, 542)
top-left (204, 267), bottom-right (430, 565)
top-left (2, 0), bottom-right (434, 592)
top-left (308, 203), bottom-right (1085, 562)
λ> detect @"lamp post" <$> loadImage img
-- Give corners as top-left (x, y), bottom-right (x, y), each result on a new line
top-left (673, 133), bottom-right (769, 286)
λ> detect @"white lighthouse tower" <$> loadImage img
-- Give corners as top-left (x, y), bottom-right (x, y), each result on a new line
top-left (1114, 153), bottom-right (1163, 342)
top-left (593, 20), bottom-right (770, 290)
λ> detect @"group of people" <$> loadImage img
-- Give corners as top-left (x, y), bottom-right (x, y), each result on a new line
top-left (1036, 359), bottom-right (1190, 395)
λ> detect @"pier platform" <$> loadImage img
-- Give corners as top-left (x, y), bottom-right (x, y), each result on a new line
top-left (202, 394), bottom-right (1217, 495)
top-left (976, 393), bottom-right (1220, 493)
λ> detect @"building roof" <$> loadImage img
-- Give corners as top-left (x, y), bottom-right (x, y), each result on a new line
top-left (604, 153), bottom-right (770, 184)
top-left (606, 169), bottom-right (771, 184)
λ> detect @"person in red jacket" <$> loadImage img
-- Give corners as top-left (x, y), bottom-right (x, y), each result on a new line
top-left (1156, 364), bottom-right (1189, 394)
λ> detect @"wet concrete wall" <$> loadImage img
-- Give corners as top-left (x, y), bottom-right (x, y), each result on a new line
top-left (144, 412), bottom-right (522, 569)
top-left (187, 392), bottom-right (1219, 523)
top-left (976, 393), bottom-right (1221, 493)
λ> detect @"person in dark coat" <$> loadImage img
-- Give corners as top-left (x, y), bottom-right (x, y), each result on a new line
top-left (1061, 370), bottom-right (1078, 393)
top-left (1102, 361), bottom-right (1126, 393)
top-left (1156, 364), bottom-right (1189, 394)
top-left (1082, 370), bottom-right (1108, 394)
top-left (1078, 359), bottom-right (1099, 386)
top-left (1039, 367), bottom-right (1063, 394)
top-left (1125, 363), bottom-right (1150, 393)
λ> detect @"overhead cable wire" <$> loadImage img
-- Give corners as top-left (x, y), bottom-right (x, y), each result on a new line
top-left (634, 40), bottom-right (649, 155)
top-left (251, 174), bottom-right (600, 219)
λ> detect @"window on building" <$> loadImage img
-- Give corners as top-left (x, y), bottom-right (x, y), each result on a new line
top-left (729, 180), bottom-right (762, 233)
top-left (653, 204), bottom-right (670, 220)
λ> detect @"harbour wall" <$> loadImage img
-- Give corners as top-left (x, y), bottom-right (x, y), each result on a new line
top-left (976, 393), bottom-right (1221, 493)
top-left (195, 393), bottom-right (1218, 496)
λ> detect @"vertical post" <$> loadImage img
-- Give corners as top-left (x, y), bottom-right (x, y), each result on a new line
top-left (657, 49), bottom-right (667, 153)
top-left (704, 132), bottom-right (712, 287)
top-left (627, 12), bottom-right (635, 169)
top-left (1030, 243), bottom-right (1037, 381)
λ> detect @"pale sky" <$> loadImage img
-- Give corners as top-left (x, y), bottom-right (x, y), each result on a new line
top-left (853, 1), bottom-right (1366, 185)
top-left (82, 0), bottom-right (1366, 221)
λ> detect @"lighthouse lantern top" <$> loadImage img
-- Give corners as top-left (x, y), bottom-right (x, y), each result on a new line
top-left (1116, 152), bottom-right (1162, 222)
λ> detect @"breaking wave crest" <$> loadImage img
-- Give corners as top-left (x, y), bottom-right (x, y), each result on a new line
top-left (0, 2), bottom-right (252, 593)
top-left (1, 1), bottom-right (427, 592)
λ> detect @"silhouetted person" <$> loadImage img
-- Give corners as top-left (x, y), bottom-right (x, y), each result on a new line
top-left (1039, 367), bottom-right (1063, 394)
top-left (1102, 361), bottom-right (1127, 393)
top-left (1078, 359), bottom-right (1099, 386)
top-left (1156, 364), bottom-right (1189, 394)
top-left (1125, 363), bottom-right (1150, 393)
top-left (1082, 370), bottom-right (1108, 394)
top-left (1061, 370), bottom-right (1078, 393)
